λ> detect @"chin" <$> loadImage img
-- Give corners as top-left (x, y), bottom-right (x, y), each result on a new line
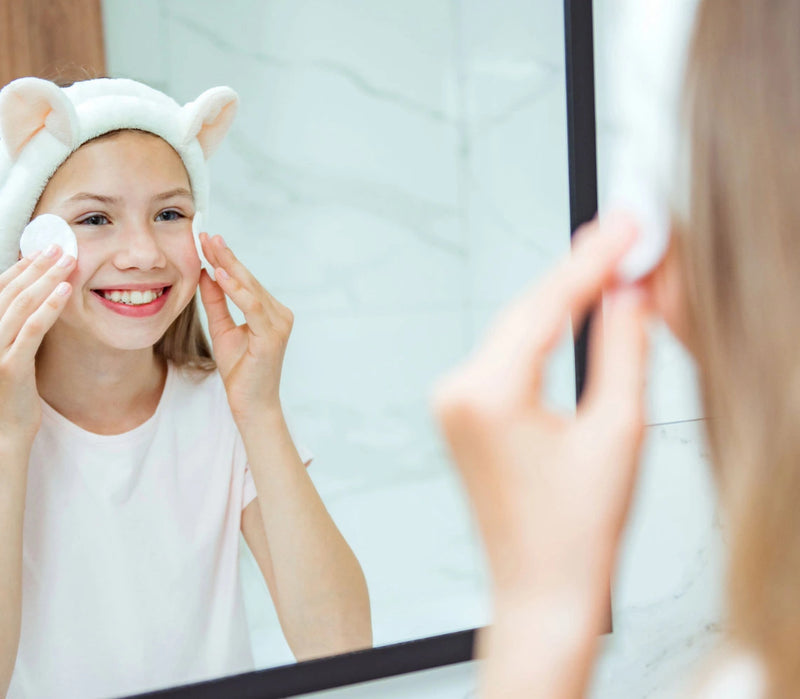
top-left (90, 316), bottom-right (176, 352)
top-left (99, 332), bottom-right (168, 353)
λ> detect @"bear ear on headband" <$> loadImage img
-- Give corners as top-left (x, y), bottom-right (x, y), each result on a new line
top-left (182, 86), bottom-right (238, 159)
top-left (0, 77), bottom-right (78, 160)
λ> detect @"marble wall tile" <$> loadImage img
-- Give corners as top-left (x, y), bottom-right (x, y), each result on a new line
top-left (161, 4), bottom-right (466, 327)
top-left (645, 322), bottom-right (703, 425)
top-left (165, 0), bottom-right (460, 117)
top-left (100, 0), bottom-right (166, 90)
top-left (615, 419), bottom-right (723, 617)
top-left (460, 0), bottom-right (571, 309)
top-left (598, 418), bottom-right (724, 696)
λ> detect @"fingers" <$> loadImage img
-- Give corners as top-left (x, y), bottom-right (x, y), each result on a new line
top-left (199, 232), bottom-right (293, 339)
top-left (0, 245), bottom-right (72, 319)
top-left (0, 247), bottom-right (76, 350)
top-left (469, 214), bottom-right (639, 403)
top-left (582, 285), bottom-right (650, 439)
top-left (197, 269), bottom-right (236, 340)
top-left (0, 252), bottom-right (40, 292)
top-left (201, 233), bottom-right (259, 292)
top-left (5, 281), bottom-right (72, 364)
top-left (213, 266), bottom-right (288, 339)
top-left (518, 214), bottom-right (638, 350)
top-left (201, 233), bottom-right (286, 310)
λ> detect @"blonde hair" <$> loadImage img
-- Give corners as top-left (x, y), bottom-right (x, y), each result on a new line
top-left (680, 1), bottom-right (800, 694)
top-left (154, 295), bottom-right (215, 373)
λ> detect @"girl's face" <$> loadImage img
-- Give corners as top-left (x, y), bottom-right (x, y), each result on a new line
top-left (32, 131), bottom-right (201, 352)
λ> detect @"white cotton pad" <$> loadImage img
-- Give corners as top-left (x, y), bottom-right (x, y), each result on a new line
top-left (608, 177), bottom-right (671, 282)
top-left (192, 211), bottom-right (215, 281)
top-left (20, 214), bottom-right (78, 260)
top-left (603, 0), bottom-right (699, 282)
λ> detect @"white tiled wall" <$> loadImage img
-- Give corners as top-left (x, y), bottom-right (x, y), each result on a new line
top-left (101, 0), bottom-right (722, 696)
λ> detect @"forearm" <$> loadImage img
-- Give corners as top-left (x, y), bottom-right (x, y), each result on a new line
top-left (0, 439), bottom-right (30, 695)
top-left (478, 588), bottom-right (605, 699)
top-left (478, 546), bottom-right (614, 699)
top-left (240, 412), bottom-right (372, 659)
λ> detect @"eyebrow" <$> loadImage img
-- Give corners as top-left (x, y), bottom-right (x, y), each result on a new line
top-left (152, 187), bottom-right (193, 202)
top-left (64, 188), bottom-right (193, 205)
top-left (66, 193), bottom-right (120, 205)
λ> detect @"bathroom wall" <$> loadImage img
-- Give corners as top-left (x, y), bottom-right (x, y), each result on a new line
top-left (102, 0), bottom-right (723, 696)
top-left (102, 0), bottom-right (575, 670)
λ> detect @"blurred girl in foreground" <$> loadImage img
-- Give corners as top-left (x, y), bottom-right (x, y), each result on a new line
top-left (434, 1), bottom-right (798, 696)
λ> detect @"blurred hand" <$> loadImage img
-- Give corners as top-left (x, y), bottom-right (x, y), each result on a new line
top-left (432, 215), bottom-right (650, 599)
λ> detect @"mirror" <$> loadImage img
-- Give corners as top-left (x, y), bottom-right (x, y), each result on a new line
top-left (2, 1), bottom-right (579, 696)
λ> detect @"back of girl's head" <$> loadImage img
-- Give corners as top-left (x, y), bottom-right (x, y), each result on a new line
top-left (681, 1), bottom-right (800, 693)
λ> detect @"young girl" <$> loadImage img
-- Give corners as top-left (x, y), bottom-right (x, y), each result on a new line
top-left (433, 0), bottom-right (800, 697)
top-left (0, 77), bottom-right (371, 698)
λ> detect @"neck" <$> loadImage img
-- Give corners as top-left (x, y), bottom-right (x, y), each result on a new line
top-left (36, 328), bottom-right (167, 435)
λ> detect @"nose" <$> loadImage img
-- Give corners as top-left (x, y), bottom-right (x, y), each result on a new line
top-left (112, 220), bottom-right (167, 270)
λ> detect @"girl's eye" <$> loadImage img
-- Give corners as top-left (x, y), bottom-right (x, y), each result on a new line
top-left (156, 209), bottom-right (185, 222)
top-left (79, 214), bottom-right (109, 226)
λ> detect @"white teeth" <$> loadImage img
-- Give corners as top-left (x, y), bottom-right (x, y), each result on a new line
top-left (102, 289), bottom-right (164, 305)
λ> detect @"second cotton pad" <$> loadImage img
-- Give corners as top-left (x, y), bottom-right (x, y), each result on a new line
top-left (20, 214), bottom-right (78, 260)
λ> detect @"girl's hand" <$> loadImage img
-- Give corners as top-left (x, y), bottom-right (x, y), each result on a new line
top-left (0, 246), bottom-right (75, 449)
top-left (197, 233), bottom-right (294, 428)
top-left (432, 215), bottom-right (650, 600)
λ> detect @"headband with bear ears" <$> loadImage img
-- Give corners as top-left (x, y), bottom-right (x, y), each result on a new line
top-left (0, 77), bottom-right (238, 273)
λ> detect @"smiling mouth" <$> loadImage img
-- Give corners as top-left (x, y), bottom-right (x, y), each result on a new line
top-left (91, 287), bottom-right (170, 306)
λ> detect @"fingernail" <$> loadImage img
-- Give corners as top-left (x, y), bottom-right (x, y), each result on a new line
top-left (56, 254), bottom-right (74, 268)
top-left (24, 250), bottom-right (42, 261)
top-left (216, 267), bottom-right (230, 280)
top-left (55, 282), bottom-right (70, 296)
top-left (44, 244), bottom-right (60, 258)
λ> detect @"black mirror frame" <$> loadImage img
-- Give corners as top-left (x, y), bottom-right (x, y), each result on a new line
top-left (128, 1), bottom-right (597, 696)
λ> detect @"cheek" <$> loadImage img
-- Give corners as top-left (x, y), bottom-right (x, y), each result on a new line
top-left (172, 236), bottom-right (202, 283)
top-left (66, 236), bottom-right (106, 284)
top-left (65, 251), bottom-right (95, 292)
top-left (185, 244), bottom-right (202, 280)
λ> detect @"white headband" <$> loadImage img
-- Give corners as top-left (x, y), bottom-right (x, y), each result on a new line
top-left (0, 77), bottom-right (238, 273)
